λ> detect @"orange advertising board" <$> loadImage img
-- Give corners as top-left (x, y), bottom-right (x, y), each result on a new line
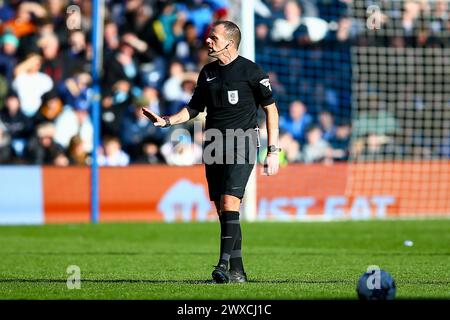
top-left (42, 162), bottom-right (450, 223)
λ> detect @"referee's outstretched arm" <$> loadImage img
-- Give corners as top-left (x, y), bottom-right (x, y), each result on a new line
top-left (141, 106), bottom-right (198, 128)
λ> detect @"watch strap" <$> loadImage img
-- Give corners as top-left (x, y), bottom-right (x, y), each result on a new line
top-left (162, 116), bottom-right (171, 128)
top-left (268, 145), bottom-right (281, 153)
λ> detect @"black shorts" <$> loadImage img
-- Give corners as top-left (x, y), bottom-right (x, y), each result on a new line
top-left (204, 131), bottom-right (258, 201)
top-left (205, 162), bottom-right (255, 201)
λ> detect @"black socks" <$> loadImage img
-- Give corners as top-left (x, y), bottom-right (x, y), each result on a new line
top-left (230, 223), bottom-right (244, 272)
top-left (218, 211), bottom-right (241, 269)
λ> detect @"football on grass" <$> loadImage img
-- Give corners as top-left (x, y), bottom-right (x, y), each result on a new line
top-left (356, 269), bottom-right (396, 300)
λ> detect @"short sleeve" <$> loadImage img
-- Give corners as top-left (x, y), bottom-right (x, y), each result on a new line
top-left (251, 65), bottom-right (275, 108)
top-left (187, 68), bottom-right (206, 112)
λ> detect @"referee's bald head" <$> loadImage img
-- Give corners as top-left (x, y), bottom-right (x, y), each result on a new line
top-left (213, 20), bottom-right (241, 49)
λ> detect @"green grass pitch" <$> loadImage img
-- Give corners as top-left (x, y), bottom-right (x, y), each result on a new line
top-left (0, 220), bottom-right (449, 299)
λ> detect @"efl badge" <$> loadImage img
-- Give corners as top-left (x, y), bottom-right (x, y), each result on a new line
top-left (260, 78), bottom-right (272, 91)
top-left (227, 90), bottom-right (239, 105)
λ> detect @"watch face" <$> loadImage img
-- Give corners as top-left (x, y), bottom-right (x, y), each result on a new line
top-left (163, 117), bottom-right (170, 126)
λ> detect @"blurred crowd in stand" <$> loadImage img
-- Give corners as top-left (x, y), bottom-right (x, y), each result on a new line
top-left (0, 0), bottom-right (448, 166)
top-left (255, 0), bottom-right (449, 165)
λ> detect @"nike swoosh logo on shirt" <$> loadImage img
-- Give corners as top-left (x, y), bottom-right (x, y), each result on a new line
top-left (206, 77), bottom-right (217, 82)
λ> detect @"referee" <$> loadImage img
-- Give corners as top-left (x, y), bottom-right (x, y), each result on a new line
top-left (143, 20), bottom-right (280, 283)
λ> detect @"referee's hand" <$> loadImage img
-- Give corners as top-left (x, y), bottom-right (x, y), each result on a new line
top-left (142, 107), bottom-right (166, 127)
top-left (263, 153), bottom-right (280, 176)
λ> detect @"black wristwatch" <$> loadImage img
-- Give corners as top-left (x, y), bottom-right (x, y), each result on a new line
top-left (162, 116), bottom-right (171, 128)
top-left (268, 145), bottom-right (281, 153)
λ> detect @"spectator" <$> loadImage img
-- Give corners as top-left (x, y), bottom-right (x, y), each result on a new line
top-left (299, 0), bottom-right (319, 18)
top-left (76, 0), bottom-right (93, 32)
top-left (67, 135), bottom-right (90, 166)
top-left (103, 39), bottom-right (139, 88)
top-left (439, 129), bottom-right (450, 158)
top-left (192, 123), bottom-right (205, 149)
top-left (0, 76), bottom-right (7, 110)
top-left (402, 0), bottom-right (422, 46)
top-left (122, 32), bottom-right (160, 83)
top-left (120, 100), bottom-right (164, 160)
top-left (279, 100), bottom-right (313, 144)
top-left (196, 44), bottom-right (215, 69)
top-left (267, 71), bottom-right (287, 98)
top-left (284, 131), bottom-right (301, 164)
top-left (24, 121), bottom-right (66, 165)
top-left (17, 16), bottom-right (55, 60)
top-left (202, 1), bottom-right (230, 41)
top-left (104, 20), bottom-right (120, 56)
top-left (134, 136), bottom-right (166, 164)
top-left (270, 0), bottom-right (310, 45)
top-left (141, 84), bottom-right (164, 116)
top-left (0, 90), bottom-right (32, 143)
top-left (32, 89), bottom-right (63, 127)
top-left (266, 0), bottom-right (287, 20)
top-left (0, 32), bottom-right (20, 82)
top-left (166, 77), bottom-right (196, 114)
top-left (427, 0), bottom-right (449, 47)
top-left (58, 71), bottom-right (92, 112)
top-left (163, 64), bottom-right (198, 114)
top-left (0, 2), bottom-right (46, 38)
top-left (123, 1), bottom-right (164, 56)
top-left (62, 31), bottom-right (89, 77)
top-left (353, 109), bottom-right (399, 138)
top-left (38, 32), bottom-right (64, 84)
top-left (157, 3), bottom-right (179, 55)
top-left (173, 21), bottom-right (203, 70)
top-left (43, 0), bottom-right (70, 45)
top-left (328, 121), bottom-right (351, 162)
top-left (162, 60), bottom-right (187, 104)
top-left (101, 79), bottom-right (132, 137)
top-left (259, 130), bottom-right (301, 165)
top-left (318, 110), bottom-right (336, 142)
top-left (0, 120), bottom-right (15, 163)
top-left (171, 11), bottom-right (188, 54)
top-left (12, 53), bottom-right (53, 117)
top-left (52, 149), bottom-right (70, 166)
top-left (54, 98), bottom-right (93, 154)
top-left (0, 1), bottom-right (15, 23)
top-left (327, 15), bottom-right (354, 47)
top-left (123, 11), bottom-right (166, 88)
top-left (161, 133), bottom-right (202, 166)
top-left (302, 125), bottom-right (331, 163)
top-left (176, 78), bottom-right (197, 112)
top-left (353, 133), bottom-right (398, 162)
top-left (255, 18), bottom-right (272, 47)
top-left (353, 93), bottom-right (399, 138)
top-left (316, 0), bottom-right (348, 22)
top-left (98, 135), bottom-right (130, 166)
top-left (177, 1), bottom-right (213, 40)
top-left (431, 0), bottom-right (449, 34)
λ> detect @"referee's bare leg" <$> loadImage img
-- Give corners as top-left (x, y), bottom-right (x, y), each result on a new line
top-left (212, 195), bottom-right (246, 283)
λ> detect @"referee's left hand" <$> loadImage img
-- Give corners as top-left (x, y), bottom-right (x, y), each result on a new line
top-left (263, 153), bottom-right (280, 176)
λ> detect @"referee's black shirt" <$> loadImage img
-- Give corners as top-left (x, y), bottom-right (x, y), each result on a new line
top-left (187, 55), bottom-right (275, 131)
